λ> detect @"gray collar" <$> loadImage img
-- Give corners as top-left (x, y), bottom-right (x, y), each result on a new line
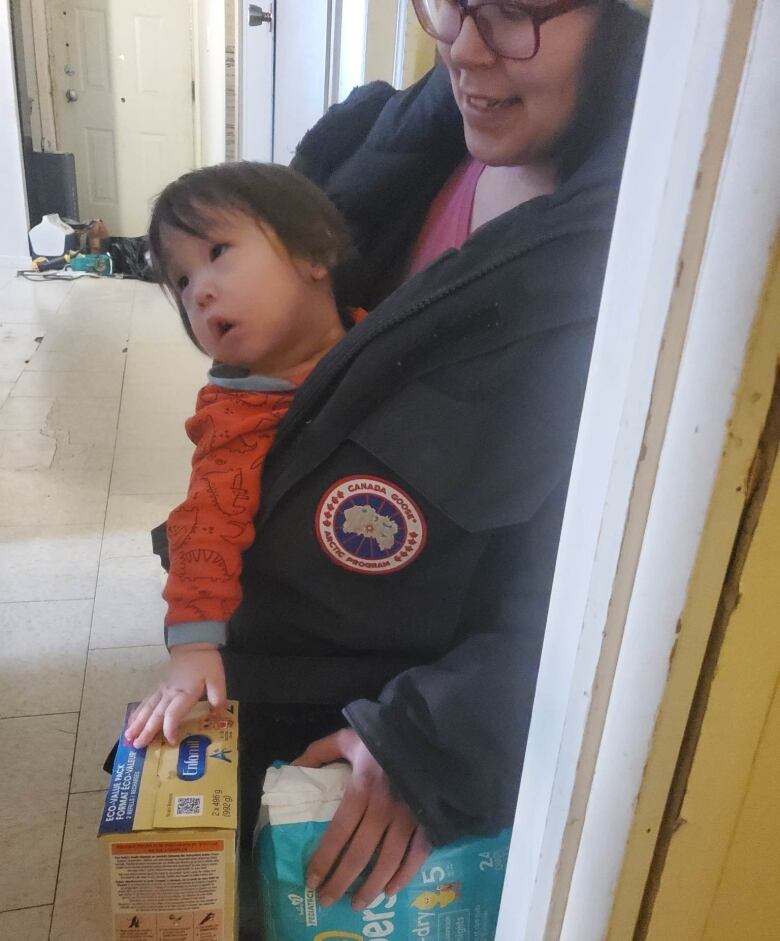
top-left (208, 363), bottom-right (297, 392)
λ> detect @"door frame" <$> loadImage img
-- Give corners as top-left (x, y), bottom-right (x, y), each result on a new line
top-left (495, 1), bottom-right (780, 938)
top-left (191, 0), bottom-right (227, 167)
top-left (16, 0), bottom-right (57, 152)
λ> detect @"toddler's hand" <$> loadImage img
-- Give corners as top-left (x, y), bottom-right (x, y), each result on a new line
top-left (124, 644), bottom-right (226, 749)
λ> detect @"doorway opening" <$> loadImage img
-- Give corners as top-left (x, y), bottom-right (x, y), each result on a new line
top-left (10, 0), bottom-right (435, 238)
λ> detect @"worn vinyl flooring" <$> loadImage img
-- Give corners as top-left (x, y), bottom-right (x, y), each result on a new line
top-left (0, 269), bottom-right (210, 940)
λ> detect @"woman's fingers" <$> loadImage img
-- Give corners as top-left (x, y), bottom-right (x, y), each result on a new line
top-left (295, 728), bottom-right (429, 908)
top-left (386, 826), bottom-right (432, 897)
top-left (311, 789), bottom-right (420, 908)
top-left (315, 805), bottom-right (390, 906)
top-left (349, 814), bottom-right (418, 910)
top-left (316, 803), bottom-right (423, 909)
top-left (292, 731), bottom-right (347, 768)
top-left (306, 786), bottom-right (368, 890)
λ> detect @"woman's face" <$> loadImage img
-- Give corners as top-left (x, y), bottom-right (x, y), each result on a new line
top-left (439, 4), bottom-right (600, 167)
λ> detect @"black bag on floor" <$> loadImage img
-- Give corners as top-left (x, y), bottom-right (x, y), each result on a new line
top-left (109, 236), bottom-right (157, 281)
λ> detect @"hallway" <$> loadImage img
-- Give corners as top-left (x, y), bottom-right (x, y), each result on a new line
top-left (0, 269), bottom-right (207, 939)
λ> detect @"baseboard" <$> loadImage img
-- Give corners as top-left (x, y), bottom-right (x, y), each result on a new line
top-left (0, 255), bottom-right (33, 270)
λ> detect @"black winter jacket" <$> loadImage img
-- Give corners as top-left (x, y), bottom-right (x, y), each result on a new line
top-left (158, 40), bottom-right (644, 844)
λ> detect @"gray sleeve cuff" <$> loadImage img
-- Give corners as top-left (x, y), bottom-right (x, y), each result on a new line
top-left (164, 621), bottom-right (228, 650)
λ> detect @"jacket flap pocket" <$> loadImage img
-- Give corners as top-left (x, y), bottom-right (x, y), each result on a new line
top-left (350, 325), bottom-right (592, 533)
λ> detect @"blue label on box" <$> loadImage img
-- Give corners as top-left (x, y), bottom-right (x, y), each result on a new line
top-left (176, 734), bottom-right (211, 780)
top-left (99, 703), bottom-right (147, 834)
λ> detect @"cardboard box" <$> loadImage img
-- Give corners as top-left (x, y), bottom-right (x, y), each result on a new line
top-left (99, 701), bottom-right (239, 941)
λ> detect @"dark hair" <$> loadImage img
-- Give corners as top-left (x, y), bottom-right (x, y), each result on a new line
top-left (148, 161), bottom-right (352, 347)
top-left (555, 0), bottom-right (648, 180)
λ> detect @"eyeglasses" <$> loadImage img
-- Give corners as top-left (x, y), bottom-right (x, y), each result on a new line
top-left (412, 0), bottom-right (597, 61)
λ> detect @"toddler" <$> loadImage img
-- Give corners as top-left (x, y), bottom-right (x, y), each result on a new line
top-left (125, 162), bottom-right (358, 749)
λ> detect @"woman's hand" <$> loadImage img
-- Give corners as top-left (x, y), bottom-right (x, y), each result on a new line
top-left (124, 643), bottom-right (226, 748)
top-left (292, 728), bottom-right (431, 910)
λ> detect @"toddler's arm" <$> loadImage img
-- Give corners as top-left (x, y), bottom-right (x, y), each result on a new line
top-left (164, 384), bottom-right (294, 639)
top-left (131, 387), bottom-right (292, 747)
top-left (124, 643), bottom-right (226, 748)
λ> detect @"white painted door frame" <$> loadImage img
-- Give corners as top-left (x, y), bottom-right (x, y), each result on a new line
top-left (191, 0), bottom-right (227, 168)
top-left (0, 0), bottom-right (30, 266)
top-left (15, 0), bottom-right (57, 151)
top-left (495, 0), bottom-right (779, 939)
top-left (392, 0), bottom-right (409, 89)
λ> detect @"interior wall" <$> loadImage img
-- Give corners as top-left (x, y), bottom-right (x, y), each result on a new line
top-left (644, 425), bottom-right (780, 940)
top-left (0, 0), bottom-right (31, 266)
top-left (401, 1), bottom-right (435, 86)
top-left (636, 251), bottom-right (780, 941)
top-left (364, 0), bottom-right (397, 85)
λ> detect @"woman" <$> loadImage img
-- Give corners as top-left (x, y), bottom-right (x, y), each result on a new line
top-left (159, 0), bottom-right (649, 931)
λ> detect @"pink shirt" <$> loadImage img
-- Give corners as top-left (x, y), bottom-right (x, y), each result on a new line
top-left (407, 158), bottom-right (486, 278)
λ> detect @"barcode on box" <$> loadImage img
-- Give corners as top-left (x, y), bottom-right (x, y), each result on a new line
top-left (174, 795), bottom-right (204, 817)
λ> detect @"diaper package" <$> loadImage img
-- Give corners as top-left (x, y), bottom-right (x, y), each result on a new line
top-left (256, 763), bottom-right (510, 941)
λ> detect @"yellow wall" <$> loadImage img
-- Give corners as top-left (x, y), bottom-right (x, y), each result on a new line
top-left (364, 0), bottom-right (398, 85)
top-left (607, 246), bottom-right (780, 939)
top-left (705, 653), bottom-right (780, 939)
top-left (645, 444), bottom-right (780, 940)
top-left (362, 1), bottom-right (435, 89)
top-left (401, 4), bottom-right (436, 87)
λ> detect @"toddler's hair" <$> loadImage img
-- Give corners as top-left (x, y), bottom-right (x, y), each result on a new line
top-left (148, 161), bottom-right (351, 348)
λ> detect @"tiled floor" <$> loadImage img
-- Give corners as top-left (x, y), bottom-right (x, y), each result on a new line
top-left (0, 269), bottom-right (210, 940)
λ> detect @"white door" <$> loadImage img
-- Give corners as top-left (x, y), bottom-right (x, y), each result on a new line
top-left (242, 0), bottom-right (395, 166)
top-left (241, 0), bottom-right (328, 165)
top-left (241, 0), bottom-right (274, 161)
top-left (271, 0), bottom-right (332, 164)
top-left (47, 0), bottom-right (195, 235)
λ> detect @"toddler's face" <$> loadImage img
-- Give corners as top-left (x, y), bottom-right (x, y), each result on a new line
top-left (162, 211), bottom-right (332, 377)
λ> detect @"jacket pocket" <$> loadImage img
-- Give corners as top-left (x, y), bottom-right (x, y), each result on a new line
top-left (350, 327), bottom-right (590, 532)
